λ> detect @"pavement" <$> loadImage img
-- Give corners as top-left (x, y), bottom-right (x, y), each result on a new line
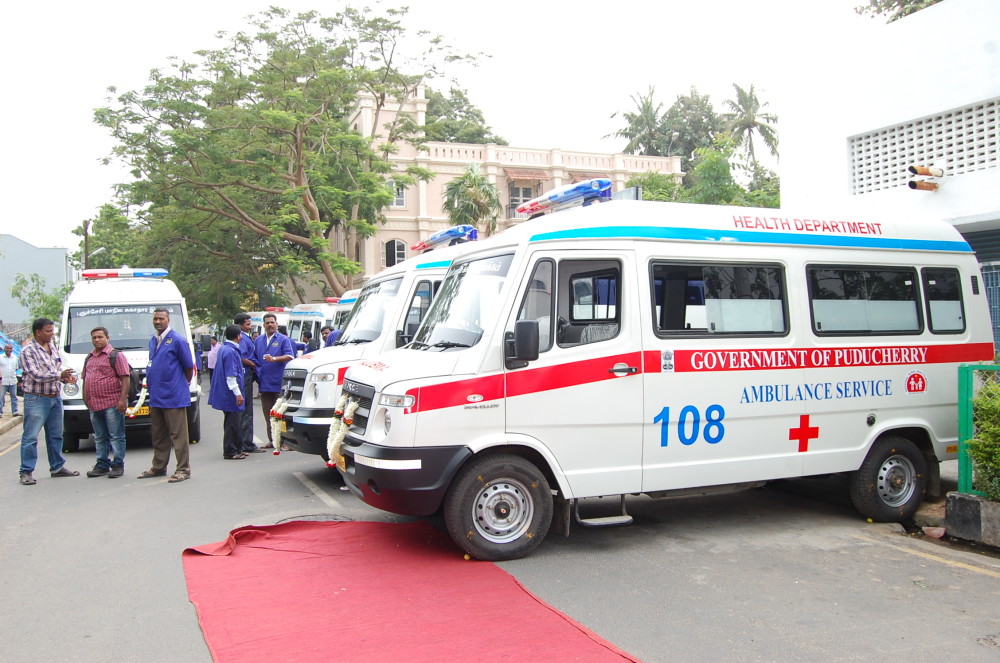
top-left (0, 399), bottom-right (22, 436)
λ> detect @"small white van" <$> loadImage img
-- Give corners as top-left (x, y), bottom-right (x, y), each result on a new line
top-left (333, 199), bottom-right (994, 560)
top-left (60, 268), bottom-right (201, 450)
top-left (275, 227), bottom-right (476, 460)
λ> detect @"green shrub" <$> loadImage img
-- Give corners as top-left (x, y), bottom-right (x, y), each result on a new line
top-left (969, 381), bottom-right (1000, 501)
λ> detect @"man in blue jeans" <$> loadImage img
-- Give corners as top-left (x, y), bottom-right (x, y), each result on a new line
top-left (19, 318), bottom-right (80, 485)
top-left (82, 327), bottom-right (131, 479)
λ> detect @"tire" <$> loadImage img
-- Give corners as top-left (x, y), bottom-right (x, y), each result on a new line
top-left (848, 436), bottom-right (927, 522)
top-left (63, 432), bottom-right (81, 453)
top-left (187, 402), bottom-right (201, 444)
top-left (443, 454), bottom-right (553, 561)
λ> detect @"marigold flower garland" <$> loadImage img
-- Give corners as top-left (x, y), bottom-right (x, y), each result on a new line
top-left (126, 381), bottom-right (148, 418)
top-left (326, 394), bottom-right (359, 468)
top-left (269, 397), bottom-right (289, 455)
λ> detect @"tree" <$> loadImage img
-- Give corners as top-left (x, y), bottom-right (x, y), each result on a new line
top-left (424, 87), bottom-right (507, 144)
top-left (442, 164), bottom-right (502, 236)
top-left (607, 87), bottom-right (668, 156)
top-left (95, 7), bottom-right (471, 298)
top-left (624, 172), bottom-right (684, 203)
top-left (9, 274), bottom-right (71, 322)
top-left (662, 88), bottom-right (726, 174)
top-left (685, 135), bottom-right (744, 206)
top-left (71, 204), bottom-right (145, 270)
top-left (722, 83), bottom-right (778, 168)
top-left (740, 164), bottom-right (781, 209)
top-left (855, 0), bottom-right (942, 22)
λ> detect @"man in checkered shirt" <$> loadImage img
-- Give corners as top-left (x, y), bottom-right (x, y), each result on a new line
top-left (82, 327), bottom-right (131, 479)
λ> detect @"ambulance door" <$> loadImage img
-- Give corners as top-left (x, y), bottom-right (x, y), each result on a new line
top-left (641, 261), bottom-right (804, 491)
top-left (505, 251), bottom-right (644, 498)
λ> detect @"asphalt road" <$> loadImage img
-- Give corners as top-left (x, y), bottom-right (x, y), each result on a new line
top-left (2, 398), bottom-right (999, 662)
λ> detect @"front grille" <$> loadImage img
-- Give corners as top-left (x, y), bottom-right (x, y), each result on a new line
top-left (282, 368), bottom-right (308, 405)
top-left (341, 379), bottom-right (374, 434)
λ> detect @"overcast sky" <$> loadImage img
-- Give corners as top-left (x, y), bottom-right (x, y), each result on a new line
top-left (1, 0), bottom-right (878, 252)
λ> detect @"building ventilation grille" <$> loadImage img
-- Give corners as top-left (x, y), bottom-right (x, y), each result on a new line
top-left (849, 97), bottom-right (999, 195)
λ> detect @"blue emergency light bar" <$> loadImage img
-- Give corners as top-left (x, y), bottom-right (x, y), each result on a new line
top-left (81, 268), bottom-right (169, 279)
top-left (410, 225), bottom-right (478, 252)
top-left (516, 178), bottom-right (612, 215)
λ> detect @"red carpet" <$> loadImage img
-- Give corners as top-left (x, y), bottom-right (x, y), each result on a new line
top-left (182, 521), bottom-right (638, 662)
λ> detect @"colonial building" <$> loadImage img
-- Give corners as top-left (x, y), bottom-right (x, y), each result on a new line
top-left (327, 87), bottom-right (681, 288)
top-left (780, 0), bottom-right (1000, 343)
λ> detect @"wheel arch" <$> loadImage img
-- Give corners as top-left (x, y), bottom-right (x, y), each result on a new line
top-left (462, 434), bottom-right (571, 499)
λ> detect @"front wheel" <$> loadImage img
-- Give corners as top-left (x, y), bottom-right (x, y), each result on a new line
top-left (848, 436), bottom-right (927, 521)
top-left (187, 403), bottom-right (201, 444)
top-left (443, 454), bottom-right (553, 561)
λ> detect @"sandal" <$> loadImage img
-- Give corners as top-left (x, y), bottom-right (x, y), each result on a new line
top-left (223, 454), bottom-right (246, 460)
top-left (51, 467), bottom-right (80, 478)
top-left (168, 473), bottom-right (189, 483)
top-left (137, 469), bottom-right (167, 479)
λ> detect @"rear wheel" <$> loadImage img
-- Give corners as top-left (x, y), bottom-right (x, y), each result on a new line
top-left (62, 432), bottom-right (81, 453)
top-left (187, 402), bottom-right (201, 444)
top-left (848, 436), bottom-right (927, 521)
top-left (443, 454), bottom-right (552, 561)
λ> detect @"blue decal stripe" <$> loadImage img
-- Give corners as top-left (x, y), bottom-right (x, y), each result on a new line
top-left (529, 226), bottom-right (972, 253)
top-left (416, 260), bottom-right (452, 269)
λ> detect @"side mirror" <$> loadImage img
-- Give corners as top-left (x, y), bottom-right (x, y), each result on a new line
top-left (505, 319), bottom-right (539, 369)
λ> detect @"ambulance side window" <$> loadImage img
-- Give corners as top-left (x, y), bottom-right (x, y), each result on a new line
top-left (516, 261), bottom-right (555, 352)
top-left (403, 279), bottom-right (439, 342)
top-left (651, 263), bottom-right (786, 335)
top-left (808, 265), bottom-right (921, 334)
top-left (558, 261), bottom-right (621, 346)
top-left (922, 268), bottom-right (965, 333)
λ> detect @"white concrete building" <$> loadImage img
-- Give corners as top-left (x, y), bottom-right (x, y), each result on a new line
top-left (0, 234), bottom-right (72, 327)
top-left (780, 0), bottom-right (1000, 342)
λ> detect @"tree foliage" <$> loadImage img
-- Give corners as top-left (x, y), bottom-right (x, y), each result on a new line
top-left (442, 164), bottom-right (502, 236)
top-left (623, 172), bottom-right (684, 203)
top-left (855, 0), bottom-right (942, 22)
top-left (71, 204), bottom-right (145, 270)
top-left (722, 83), bottom-right (778, 168)
top-left (424, 87), bottom-right (507, 145)
top-left (95, 6), bottom-right (471, 312)
top-left (663, 88), bottom-right (726, 174)
top-left (606, 87), bottom-right (669, 156)
top-left (9, 274), bottom-right (71, 322)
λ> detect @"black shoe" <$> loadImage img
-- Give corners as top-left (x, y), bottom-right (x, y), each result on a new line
top-left (86, 465), bottom-right (110, 478)
top-left (107, 465), bottom-right (124, 479)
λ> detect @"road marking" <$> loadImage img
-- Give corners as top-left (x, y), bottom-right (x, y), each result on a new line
top-left (852, 534), bottom-right (1000, 579)
top-left (294, 471), bottom-right (341, 509)
top-left (0, 441), bottom-right (17, 457)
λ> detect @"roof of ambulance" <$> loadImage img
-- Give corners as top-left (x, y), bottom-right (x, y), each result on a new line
top-left (68, 277), bottom-right (184, 303)
top-left (458, 200), bottom-right (970, 255)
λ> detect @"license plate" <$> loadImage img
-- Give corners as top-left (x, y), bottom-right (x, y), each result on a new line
top-left (137, 406), bottom-right (149, 416)
top-left (335, 453), bottom-right (346, 471)
top-left (280, 420), bottom-right (287, 433)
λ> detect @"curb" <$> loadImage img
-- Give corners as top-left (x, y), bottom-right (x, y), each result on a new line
top-left (0, 415), bottom-right (22, 437)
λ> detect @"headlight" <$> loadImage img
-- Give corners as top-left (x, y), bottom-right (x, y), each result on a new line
top-left (64, 382), bottom-right (80, 397)
top-left (378, 393), bottom-right (414, 408)
top-left (308, 373), bottom-right (338, 382)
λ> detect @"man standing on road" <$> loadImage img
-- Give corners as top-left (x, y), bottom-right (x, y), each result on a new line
top-left (234, 313), bottom-right (261, 454)
top-left (82, 327), bottom-right (131, 479)
top-left (254, 312), bottom-right (294, 450)
top-left (206, 336), bottom-right (220, 382)
top-left (138, 308), bottom-right (194, 483)
top-left (0, 343), bottom-right (19, 418)
top-left (18, 318), bottom-right (80, 485)
top-left (209, 325), bottom-right (246, 459)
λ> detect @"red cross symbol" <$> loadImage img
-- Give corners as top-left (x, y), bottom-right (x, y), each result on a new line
top-left (788, 414), bottom-right (819, 452)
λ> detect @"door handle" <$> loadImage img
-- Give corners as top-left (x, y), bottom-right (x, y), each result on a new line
top-left (608, 366), bottom-right (638, 374)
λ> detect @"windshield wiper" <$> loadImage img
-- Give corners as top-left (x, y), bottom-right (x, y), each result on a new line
top-left (114, 345), bottom-right (144, 350)
top-left (429, 341), bottom-right (471, 350)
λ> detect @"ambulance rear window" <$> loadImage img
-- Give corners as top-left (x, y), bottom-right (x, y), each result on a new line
top-left (921, 268), bottom-right (965, 333)
top-left (808, 266), bottom-right (920, 334)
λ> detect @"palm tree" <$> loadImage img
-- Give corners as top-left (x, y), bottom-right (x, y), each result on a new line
top-left (722, 83), bottom-right (779, 167)
top-left (442, 164), bottom-right (503, 236)
top-left (606, 87), bottom-right (667, 156)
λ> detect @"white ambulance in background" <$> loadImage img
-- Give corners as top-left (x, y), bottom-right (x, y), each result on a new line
top-left (275, 226), bottom-right (477, 460)
top-left (59, 268), bottom-right (201, 450)
top-left (334, 189), bottom-right (994, 561)
top-left (250, 308), bottom-right (290, 337)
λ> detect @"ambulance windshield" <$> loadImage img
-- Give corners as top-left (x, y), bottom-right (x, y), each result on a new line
top-left (334, 277), bottom-right (403, 345)
top-left (64, 304), bottom-right (187, 354)
top-left (411, 254), bottom-right (513, 351)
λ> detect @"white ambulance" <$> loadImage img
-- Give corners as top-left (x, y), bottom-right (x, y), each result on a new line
top-left (250, 308), bottom-right (289, 337)
top-left (59, 268), bottom-right (201, 450)
top-left (334, 196), bottom-right (994, 561)
top-left (275, 226), bottom-right (477, 460)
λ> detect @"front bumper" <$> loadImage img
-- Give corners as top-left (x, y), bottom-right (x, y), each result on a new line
top-left (337, 437), bottom-right (472, 516)
top-left (279, 407), bottom-right (336, 459)
top-left (63, 402), bottom-right (150, 434)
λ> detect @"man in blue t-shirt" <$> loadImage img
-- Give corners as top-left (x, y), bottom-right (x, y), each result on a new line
top-left (254, 312), bottom-right (294, 449)
top-left (208, 325), bottom-right (246, 459)
top-left (138, 308), bottom-right (194, 483)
